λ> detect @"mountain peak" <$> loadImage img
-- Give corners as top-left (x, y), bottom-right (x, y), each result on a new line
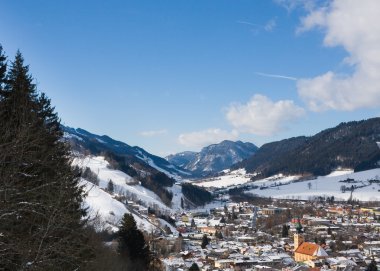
top-left (168, 140), bottom-right (258, 177)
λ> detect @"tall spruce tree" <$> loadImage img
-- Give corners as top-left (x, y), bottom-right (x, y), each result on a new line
top-left (0, 44), bottom-right (6, 93)
top-left (0, 50), bottom-right (91, 270)
top-left (118, 213), bottom-right (150, 270)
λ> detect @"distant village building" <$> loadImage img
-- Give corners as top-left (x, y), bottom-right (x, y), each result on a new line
top-left (261, 207), bottom-right (284, 215)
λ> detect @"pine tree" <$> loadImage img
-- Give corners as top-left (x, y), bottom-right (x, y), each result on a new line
top-left (181, 197), bottom-right (184, 209)
top-left (366, 259), bottom-right (378, 271)
top-left (189, 262), bottom-right (200, 271)
top-left (281, 224), bottom-right (289, 237)
top-left (201, 234), bottom-right (209, 249)
top-left (191, 218), bottom-right (196, 228)
top-left (327, 227), bottom-right (332, 235)
top-left (118, 213), bottom-right (150, 270)
top-left (107, 179), bottom-right (114, 193)
top-left (0, 51), bottom-right (91, 270)
top-left (215, 230), bottom-right (223, 239)
top-left (0, 44), bottom-right (6, 93)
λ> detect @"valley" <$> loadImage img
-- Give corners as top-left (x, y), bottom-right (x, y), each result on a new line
top-left (63, 119), bottom-right (380, 271)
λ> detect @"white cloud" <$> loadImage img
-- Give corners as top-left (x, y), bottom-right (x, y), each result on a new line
top-left (226, 94), bottom-right (305, 136)
top-left (296, 0), bottom-right (380, 111)
top-left (139, 129), bottom-right (167, 137)
top-left (178, 129), bottom-right (239, 149)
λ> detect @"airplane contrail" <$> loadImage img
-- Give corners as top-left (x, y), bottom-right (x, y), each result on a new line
top-left (255, 72), bottom-right (297, 81)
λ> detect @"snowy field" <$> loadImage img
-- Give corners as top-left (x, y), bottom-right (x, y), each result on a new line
top-left (248, 169), bottom-right (380, 201)
top-left (195, 169), bottom-right (253, 188)
top-left (193, 167), bottom-right (380, 202)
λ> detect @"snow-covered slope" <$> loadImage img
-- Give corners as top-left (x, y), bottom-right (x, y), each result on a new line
top-left (74, 156), bottom-right (171, 211)
top-left (81, 179), bottom-right (155, 232)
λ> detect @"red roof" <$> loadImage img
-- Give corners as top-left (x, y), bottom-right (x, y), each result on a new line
top-left (295, 242), bottom-right (319, 256)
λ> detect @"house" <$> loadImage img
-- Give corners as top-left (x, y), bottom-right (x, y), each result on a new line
top-left (214, 259), bottom-right (233, 269)
top-left (261, 207), bottom-right (284, 215)
top-left (199, 226), bottom-right (217, 235)
top-left (293, 233), bottom-right (328, 262)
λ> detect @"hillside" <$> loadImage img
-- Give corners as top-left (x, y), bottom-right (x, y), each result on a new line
top-left (63, 126), bottom-right (191, 179)
top-left (236, 118), bottom-right (380, 178)
top-left (64, 126), bottom-right (193, 207)
top-left (167, 140), bottom-right (258, 177)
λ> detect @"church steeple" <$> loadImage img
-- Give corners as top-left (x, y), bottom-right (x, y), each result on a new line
top-left (294, 233), bottom-right (304, 251)
top-left (295, 217), bottom-right (303, 234)
top-left (294, 217), bottom-right (304, 251)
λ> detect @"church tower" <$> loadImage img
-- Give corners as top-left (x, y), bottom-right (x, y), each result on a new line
top-left (294, 217), bottom-right (304, 251)
top-left (294, 233), bottom-right (304, 251)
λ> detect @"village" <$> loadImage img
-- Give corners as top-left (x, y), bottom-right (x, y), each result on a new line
top-left (147, 200), bottom-right (380, 271)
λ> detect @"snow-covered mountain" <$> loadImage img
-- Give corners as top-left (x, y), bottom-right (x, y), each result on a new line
top-left (63, 126), bottom-right (191, 179)
top-left (167, 140), bottom-right (258, 177)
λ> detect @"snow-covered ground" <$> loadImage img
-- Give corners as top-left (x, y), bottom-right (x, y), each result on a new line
top-left (195, 169), bottom-right (253, 188)
top-left (324, 169), bottom-right (354, 177)
top-left (81, 179), bottom-right (155, 232)
top-left (253, 174), bottom-right (300, 187)
top-left (73, 156), bottom-right (170, 211)
top-left (192, 167), bottom-right (380, 202)
top-left (157, 218), bottom-right (179, 235)
top-left (168, 183), bottom-right (184, 211)
top-left (248, 169), bottom-right (380, 201)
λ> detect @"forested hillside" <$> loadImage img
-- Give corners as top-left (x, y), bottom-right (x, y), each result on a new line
top-left (236, 118), bottom-right (380, 178)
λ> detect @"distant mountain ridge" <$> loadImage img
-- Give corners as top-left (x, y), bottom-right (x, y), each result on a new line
top-left (63, 126), bottom-right (191, 179)
top-left (234, 118), bottom-right (380, 178)
top-left (167, 140), bottom-right (258, 177)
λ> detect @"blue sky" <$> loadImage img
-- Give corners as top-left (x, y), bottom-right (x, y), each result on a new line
top-left (1, 0), bottom-right (379, 156)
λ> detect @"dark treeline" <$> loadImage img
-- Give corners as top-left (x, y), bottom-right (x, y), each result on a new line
top-left (0, 45), bottom-right (162, 270)
top-left (182, 183), bottom-right (213, 206)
